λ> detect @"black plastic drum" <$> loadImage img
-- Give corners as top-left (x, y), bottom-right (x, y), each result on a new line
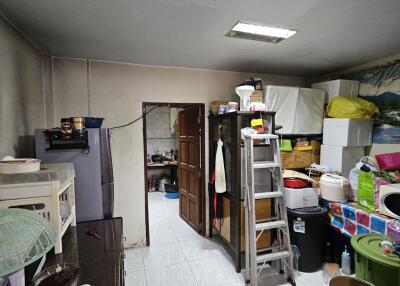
top-left (287, 206), bottom-right (328, 272)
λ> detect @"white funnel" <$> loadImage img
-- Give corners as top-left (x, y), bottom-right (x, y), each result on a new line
top-left (235, 85), bottom-right (255, 111)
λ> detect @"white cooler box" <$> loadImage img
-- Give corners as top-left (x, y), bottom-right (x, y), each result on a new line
top-left (264, 85), bottom-right (325, 135)
top-left (284, 187), bottom-right (319, 209)
top-left (312, 79), bottom-right (359, 104)
top-left (320, 145), bottom-right (365, 178)
top-left (323, 118), bottom-right (373, 146)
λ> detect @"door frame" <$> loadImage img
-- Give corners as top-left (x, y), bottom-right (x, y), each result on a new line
top-left (142, 102), bottom-right (206, 246)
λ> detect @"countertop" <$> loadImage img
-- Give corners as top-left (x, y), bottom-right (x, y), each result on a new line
top-left (147, 161), bottom-right (178, 168)
top-left (0, 163), bottom-right (75, 186)
top-left (40, 218), bottom-right (124, 286)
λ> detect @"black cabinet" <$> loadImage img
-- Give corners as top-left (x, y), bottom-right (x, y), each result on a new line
top-left (208, 111), bottom-right (276, 272)
top-left (40, 218), bottom-right (125, 286)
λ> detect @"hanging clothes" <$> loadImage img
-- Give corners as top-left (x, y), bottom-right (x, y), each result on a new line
top-left (224, 142), bottom-right (231, 193)
top-left (215, 139), bottom-right (226, 193)
top-left (209, 170), bottom-right (223, 229)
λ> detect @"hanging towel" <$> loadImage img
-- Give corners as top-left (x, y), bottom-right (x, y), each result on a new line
top-left (215, 139), bottom-right (226, 193)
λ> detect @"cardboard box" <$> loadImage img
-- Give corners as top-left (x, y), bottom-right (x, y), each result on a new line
top-left (221, 196), bottom-right (231, 242)
top-left (250, 89), bottom-right (263, 103)
top-left (323, 118), bottom-right (373, 146)
top-left (221, 196), bottom-right (272, 251)
top-left (281, 140), bottom-right (321, 169)
top-left (240, 199), bottom-right (271, 251)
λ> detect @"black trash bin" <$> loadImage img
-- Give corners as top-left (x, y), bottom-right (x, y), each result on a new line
top-left (287, 206), bottom-right (328, 272)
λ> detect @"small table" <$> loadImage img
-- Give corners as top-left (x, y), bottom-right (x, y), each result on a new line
top-left (325, 201), bottom-right (394, 237)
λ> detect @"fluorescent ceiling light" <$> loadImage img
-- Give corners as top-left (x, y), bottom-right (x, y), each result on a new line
top-left (226, 21), bottom-right (297, 43)
top-left (232, 22), bottom-right (297, 38)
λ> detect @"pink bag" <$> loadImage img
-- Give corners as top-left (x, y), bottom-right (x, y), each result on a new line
top-left (375, 152), bottom-right (400, 170)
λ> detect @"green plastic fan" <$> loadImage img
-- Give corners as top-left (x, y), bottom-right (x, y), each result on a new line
top-left (0, 208), bottom-right (57, 277)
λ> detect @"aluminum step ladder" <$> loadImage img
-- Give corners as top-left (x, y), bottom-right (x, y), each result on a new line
top-left (243, 133), bottom-right (296, 286)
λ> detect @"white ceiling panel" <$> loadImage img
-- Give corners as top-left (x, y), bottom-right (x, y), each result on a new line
top-left (0, 0), bottom-right (399, 75)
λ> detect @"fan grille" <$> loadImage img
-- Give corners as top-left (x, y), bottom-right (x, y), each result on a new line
top-left (0, 208), bottom-right (57, 277)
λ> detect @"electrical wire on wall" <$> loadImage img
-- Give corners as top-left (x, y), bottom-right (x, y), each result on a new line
top-left (110, 106), bottom-right (159, 130)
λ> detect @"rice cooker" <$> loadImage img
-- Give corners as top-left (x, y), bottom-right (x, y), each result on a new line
top-left (320, 174), bottom-right (347, 202)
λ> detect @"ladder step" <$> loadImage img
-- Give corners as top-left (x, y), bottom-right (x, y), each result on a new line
top-left (257, 251), bottom-right (290, 263)
top-left (253, 161), bottom-right (280, 169)
top-left (254, 191), bottom-right (284, 200)
top-left (256, 220), bottom-right (287, 231)
top-left (245, 133), bottom-right (279, 140)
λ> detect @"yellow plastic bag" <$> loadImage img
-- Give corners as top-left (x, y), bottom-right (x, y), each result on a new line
top-left (327, 96), bottom-right (379, 119)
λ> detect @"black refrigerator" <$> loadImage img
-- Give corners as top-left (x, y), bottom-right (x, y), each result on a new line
top-left (35, 128), bottom-right (114, 222)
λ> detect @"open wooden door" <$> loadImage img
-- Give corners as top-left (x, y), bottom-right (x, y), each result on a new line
top-left (178, 107), bottom-right (202, 232)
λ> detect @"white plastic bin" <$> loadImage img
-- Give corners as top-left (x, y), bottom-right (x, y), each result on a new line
top-left (312, 79), bottom-right (359, 104)
top-left (320, 145), bottom-right (365, 178)
top-left (323, 118), bottom-right (373, 146)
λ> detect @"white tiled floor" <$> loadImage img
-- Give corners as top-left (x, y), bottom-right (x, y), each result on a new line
top-left (124, 192), bottom-right (325, 286)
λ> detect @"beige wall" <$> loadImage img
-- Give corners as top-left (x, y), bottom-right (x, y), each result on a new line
top-left (0, 17), bottom-right (44, 158)
top-left (49, 57), bottom-right (305, 246)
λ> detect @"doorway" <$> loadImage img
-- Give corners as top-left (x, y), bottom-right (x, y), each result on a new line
top-left (142, 102), bottom-right (205, 246)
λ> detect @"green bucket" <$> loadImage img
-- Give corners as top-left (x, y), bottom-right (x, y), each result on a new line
top-left (351, 234), bottom-right (400, 286)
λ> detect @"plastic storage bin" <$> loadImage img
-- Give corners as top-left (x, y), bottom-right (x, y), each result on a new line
top-left (323, 118), bottom-right (373, 147)
top-left (312, 79), bottom-right (359, 104)
top-left (321, 145), bottom-right (365, 178)
top-left (351, 234), bottom-right (400, 286)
